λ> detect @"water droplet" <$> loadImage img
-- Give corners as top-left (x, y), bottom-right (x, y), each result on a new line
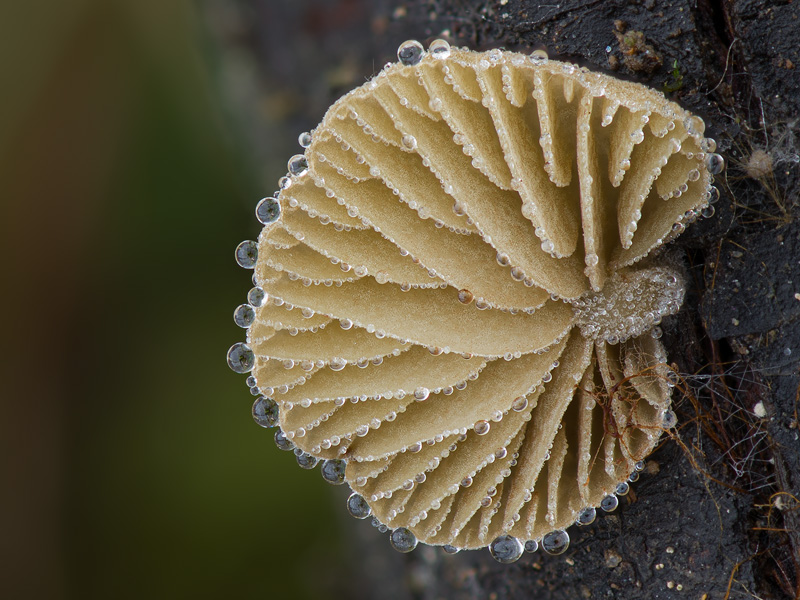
top-left (298, 131), bottom-right (313, 148)
top-left (233, 304), bottom-right (255, 328)
top-left (616, 482), bottom-right (630, 496)
top-left (541, 530), bottom-right (569, 555)
top-left (429, 38), bottom-right (451, 59)
top-left (295, 450), bottom-right (318, 469)
top-left (274, 429), bottom-right (294, 451)
top-left (252, 397), bottom-right (279, 428)
top-left (458, 289), bottom-right (474, 304)
top-left (530, 49), bottom-right (549, 64)
top-left (489, 535), bottom-right (524, 563)
top-left (390, 527), bottom-right (418, 553)
top-left (600, 494), bottom-right (619, 512)
top-left (345, 493), bottom-right (371, 519)
top-left (414, 387), bottom-right (430, 401)
top-left (330, 357), bottom-right (347, 371)
top-left (524, 539), bottom-right (539, 553)
top-left (247, 287), bottom-right (266, 307)
top-left (635, 460), bottom-right (645, 472)
top-left (227, 342), bottom-right (255, 373)
top-left (628, 471), bottom-right (640, 483)
top-left (321, 459), bottom-right (346, 485)
top-left (401, 134), bottom-right (417, 150)
top-left (511, 396), bottom-right (528, 412)
top-left (235, 240), bottom-right (258, 269)
top-left (288, 154), bottom-right (309, 176)
top-left (474, 420), bottom-right (490, 435)
top-left (701, 204), bottom-right (715, 218)
top-left (397, 40), bottom-right (424, 66)
top-left (255, 196), bottom-right (281, 225)
top-left (442, 544), bottom-right (460, 554)
top-left (662, 409), bottom-right (678, 429)
top-left (461, 476), bottom-right (473, 487)
top-left (705, 153), bottom-right (725, 175)
top-left (576, 506), bottom-right (596, 526)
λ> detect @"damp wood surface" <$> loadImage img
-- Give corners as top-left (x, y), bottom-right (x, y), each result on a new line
top-left (207, 0), bottom-right (800, 598)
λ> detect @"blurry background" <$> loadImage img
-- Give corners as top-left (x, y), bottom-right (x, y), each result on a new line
top-left (0, 1), bottom-right (412, 598)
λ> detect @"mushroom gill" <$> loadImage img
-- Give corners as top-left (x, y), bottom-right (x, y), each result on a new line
top-left (228, 41), bottom-right (724, 561)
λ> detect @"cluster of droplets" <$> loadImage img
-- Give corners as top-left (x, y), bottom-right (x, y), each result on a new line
top-left (572, 266), bottom-right (686, 344)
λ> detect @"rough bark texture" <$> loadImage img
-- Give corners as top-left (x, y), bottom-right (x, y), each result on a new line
top-left (203, 0), bottom-right (800, 598)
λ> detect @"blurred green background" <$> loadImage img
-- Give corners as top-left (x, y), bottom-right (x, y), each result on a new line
top-left (0, 1), bottom-right (374, 598)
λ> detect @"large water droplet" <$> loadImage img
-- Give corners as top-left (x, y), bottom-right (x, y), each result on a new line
top-left (541, 530), bottom-right (570, 555)
top-left (252, 397), bottom-right (279, 428)
top-left (256, 197), bottom-right (281, 225)
top-left (489, 535), bottom-right (524, 563)
top-left (227, 342), bottom-right (255, 373)
top-left (288, 154), bottom-right (309, 176)
top-left (576, 506), bottom-right (596, 526)
top-left (397, 40), bottom-right (424, 66)
top-left (295, 449), bottom-right (319, 469)
top-left (320, 459), bottom-right (346, 485)
top-left (474, 420), bottom-right (490, 435)
top-left (274, 429), bottom-right (294, 451)
top-left (298, 131), bottom-right (313, 148)
top-left (247, 287), bottom-right (266, 307)
top-left (600, 494), bottom-right (619, 512)
top-left (389, 527), bottom-right (418, 553)
top-left (705, 153), bottom-right (725, 175)
top-left (347, 493), bottom-right (372, 519)
top-left (235, 241), bottom-right (258, 269)
top-left (429, 39), bottom-right (451, 59)
top-left (662, 409), bottom-right (678, 429)
top-left (233, 304), bottom-right (255, 328)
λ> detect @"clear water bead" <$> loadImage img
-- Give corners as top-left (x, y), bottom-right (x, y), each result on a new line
top-left (541, 530), bottom-right (570, 555)
top-left (705, 153), bottom-right (725, 174)
top-left (256, 196), bottom-right (281, 225)
top-left (288, 154), bottom-right (309, 177)
top-left (662, 409), bottom-right (678, 429)
top-left (442, 544), bottom-right (460, 554)
top-left (347, 493), bottom-right (372, 519)
top-left (414, 387), bottom-right (430, 401)
top-left (298, 131), bottom-right (313, 148)
top-left (474, 420), bottom-right (490, 435)
top-left (429, 39), bottom-right (451, 59)
top-left (227, 342), bottom-right (255, 373)
top-left (274, 429), bottom-right (294, 451)
top-left (390, 527), bottom-right (418, 553)
top-left (524, 539), bottom-right (539, 553)
top-left (531, 49), bottom-right (549, 64)
top-left (397, 40), bottom-right (424, 66)
top-left (235, 240), bottom-right (258, 269)
top-left (295, 450), bottom-right (318, 469)
top-left (320, 459), bottom-right (346, 485)
top-left (616, 482), bottom-right (630, 496)
top-left (576, 506), bottom-right (596, 526)
top-left (233, 304), bottom-right (255, 328)
top-left (401, 134), bottom-right (417, 150)
top-left (600, 494), bottom-right (619, 512)
top-left (247, 287), bottom-right (266, 307)
top-left (252, 397), bottom-right (279, 428)
top-left (489, 535), bottom-right (524, 563)
top-left (511, 396), bottom-right (528, 412)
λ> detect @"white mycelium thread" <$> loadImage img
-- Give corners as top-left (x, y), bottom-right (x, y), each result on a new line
top-left (230, 40), bottom-right (723, 561)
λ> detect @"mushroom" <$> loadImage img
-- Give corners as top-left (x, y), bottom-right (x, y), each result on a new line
top-left (228, 41), bottom-right (724, 561)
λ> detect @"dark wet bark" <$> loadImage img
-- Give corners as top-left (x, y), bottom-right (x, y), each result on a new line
top-left (204, 0), bottom-right (800, 597)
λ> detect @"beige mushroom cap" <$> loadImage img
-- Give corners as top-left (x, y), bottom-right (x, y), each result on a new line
top-left (239, 42), bottom-right (723, 558)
